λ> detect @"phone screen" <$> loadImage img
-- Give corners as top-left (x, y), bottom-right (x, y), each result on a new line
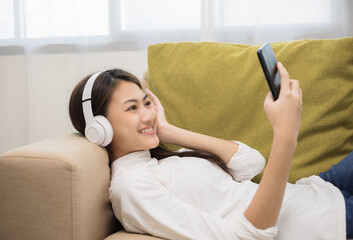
top-left (257, 43), bottom-right (281, 100)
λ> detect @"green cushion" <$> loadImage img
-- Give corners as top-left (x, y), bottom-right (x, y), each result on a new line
top-left (147, 38), bottom-right (353, 183)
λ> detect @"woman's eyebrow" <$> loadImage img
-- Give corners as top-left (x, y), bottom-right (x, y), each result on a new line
top-left (123, 94), bottom-right (148, 104)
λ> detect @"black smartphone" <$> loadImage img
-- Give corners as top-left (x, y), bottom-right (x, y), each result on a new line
top-left (257, 42), bottom-right (281, 100)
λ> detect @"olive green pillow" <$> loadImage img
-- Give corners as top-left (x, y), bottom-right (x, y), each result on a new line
top-left (147, 38), bottom-right (353, 183)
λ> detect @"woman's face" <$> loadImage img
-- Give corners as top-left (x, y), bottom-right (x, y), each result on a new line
top-left (106, 80), bottom-right (159, 159)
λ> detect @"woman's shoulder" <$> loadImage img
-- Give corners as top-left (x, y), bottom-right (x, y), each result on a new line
top-left (112, 168), bottom-right (151, 184)
top-left (111, 167), bottom-right (166, 191)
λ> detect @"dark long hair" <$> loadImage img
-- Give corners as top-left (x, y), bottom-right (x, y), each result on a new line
top-left (69, 68), bottom-right (233, 178)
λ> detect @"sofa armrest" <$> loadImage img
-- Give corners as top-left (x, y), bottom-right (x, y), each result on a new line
top-left (0, 133), bottom-right (120, 240)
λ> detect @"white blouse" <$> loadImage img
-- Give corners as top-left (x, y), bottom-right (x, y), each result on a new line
top-left (109, 141), bottom-right (346, 240)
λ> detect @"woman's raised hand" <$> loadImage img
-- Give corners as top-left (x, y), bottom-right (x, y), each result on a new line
top-left (264, 62), bottom-right (303, 142)
top-left (146, 88), bottom-right (171, 142)
top-left (245, 63), bottom-right (302, 230)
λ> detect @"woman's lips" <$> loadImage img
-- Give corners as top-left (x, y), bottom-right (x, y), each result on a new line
top-left (139, 127), bottom-right (155, 135)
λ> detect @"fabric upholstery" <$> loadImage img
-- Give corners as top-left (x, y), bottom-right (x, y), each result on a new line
top-left (105, 230), bottom-right (165, 240)
top-left (147, 37), bottom-right (353, 183)
top-left (0, 133), bottom-right (120, 240)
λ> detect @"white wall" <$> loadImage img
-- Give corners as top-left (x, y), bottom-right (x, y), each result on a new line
top-left (0, 55), bottom-right (28, 153)
top-left (0, 50), bottom-right (147, 154)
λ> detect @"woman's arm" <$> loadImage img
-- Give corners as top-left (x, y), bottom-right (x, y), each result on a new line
top-left (146, 89), bottom-right (239, 165)
top-left (244, 62), bottom-right (302, 229)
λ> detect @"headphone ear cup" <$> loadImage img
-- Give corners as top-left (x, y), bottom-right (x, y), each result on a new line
top-left (94, 115), bottom-right (113, 147)
top-left (84, 121), bottom-right (104, 146)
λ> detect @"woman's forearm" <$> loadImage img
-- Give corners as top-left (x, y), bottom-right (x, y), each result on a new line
top-left (243, 62), bottom-right (303, 230)
top-left (160, 123), bottom-right (238, 164)
top-left (244, 133), bottom-right (297, 230)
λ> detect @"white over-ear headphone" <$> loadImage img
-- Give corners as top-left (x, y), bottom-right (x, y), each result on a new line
top-left (82, 72), bottom-right (113, 147)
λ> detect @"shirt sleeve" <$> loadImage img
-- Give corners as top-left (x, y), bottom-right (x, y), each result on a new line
top-left (109, 170), bottom-right (277, 240)
top-left (226, 141), bottom-right (266, 182)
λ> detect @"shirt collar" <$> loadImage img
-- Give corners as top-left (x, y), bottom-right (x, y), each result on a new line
top-left (111, 150), bottom-right (152, 175)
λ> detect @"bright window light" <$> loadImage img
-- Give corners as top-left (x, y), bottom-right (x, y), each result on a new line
top-left (24, 0), bottom-right (109, 38)
top-left (219, 0), bottom-right (332, 26)
top-left (120, 0), bottom-right (201, 31)
top-left (0, 0), bottom-right (336, 41)
top-left (0, 0), bottom-right (14, 39)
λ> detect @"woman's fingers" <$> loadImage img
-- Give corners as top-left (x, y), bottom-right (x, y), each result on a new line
top-left (146, 88), bottom-right (162, 107)
top-left (277, 63), bottom-right (302, 102)
top-left (146, 88), bottom-right (166, 121)
top-left (290, 80), bottom-right (300, 94)
top-left (299, 88), bottom-right (303, 100)
top-left (291, 79), bottom-right (302, 94)
top-left (145, 88), bottom-right (155, 100)
top-left (277, 62), bottom-right (290, 92)
top-left (264, 91), bottom-right (274, 105)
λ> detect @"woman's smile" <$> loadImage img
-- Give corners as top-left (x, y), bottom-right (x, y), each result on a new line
top-left (139, 126), bottom-right (155, 135)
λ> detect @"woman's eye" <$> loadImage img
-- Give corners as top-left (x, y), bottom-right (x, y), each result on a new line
top-left (145, 101), bottom-right (152, 107)
top-left (127, 105), bottom-right (137, 111)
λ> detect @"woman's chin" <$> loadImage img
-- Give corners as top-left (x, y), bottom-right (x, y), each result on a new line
top-left (150, 137), bottom-right (160, 149)
top-left (142, 137), bottom-right (160, 150)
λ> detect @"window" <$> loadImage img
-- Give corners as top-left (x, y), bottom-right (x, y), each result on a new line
top-left (0, 0), bottom-right (14, 39)
top-left (0, 0), bottom-right (348, 49)
top-left (120, 0), bottom-right (200, 31)
top-left (218, 0), bottom-right (332, 27)
top-left (25, 0), bottom-right (109, 38)
top-left (1, 0), bottom-right (108, 39)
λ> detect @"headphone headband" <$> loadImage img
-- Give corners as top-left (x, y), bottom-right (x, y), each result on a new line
top-left (82, 72), bottom-right (103, 124)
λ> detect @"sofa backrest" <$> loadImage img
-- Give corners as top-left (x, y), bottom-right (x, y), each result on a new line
top-left (147, 37), bottom-right (353, 183)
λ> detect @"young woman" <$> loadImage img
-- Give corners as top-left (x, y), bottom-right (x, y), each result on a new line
top-left (69, 64), bottom-right (351, 239)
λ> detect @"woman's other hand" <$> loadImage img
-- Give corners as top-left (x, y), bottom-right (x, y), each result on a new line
top-left (146, 89), bottom-right (171, 142)
top-left (146, 89), bottom-right (239, 164)
top-left (264, 62), bottom-right (303, 143)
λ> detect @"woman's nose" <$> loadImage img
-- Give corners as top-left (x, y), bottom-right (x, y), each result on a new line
top-left (140, 107), bottom-right (155, 123)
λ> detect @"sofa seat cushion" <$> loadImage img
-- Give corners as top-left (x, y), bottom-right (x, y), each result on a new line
top-left (105, 230), bottom-right (165, 240)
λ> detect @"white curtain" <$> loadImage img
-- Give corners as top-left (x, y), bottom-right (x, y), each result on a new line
top-left (2, 0), bottom-right (352, 50)
top-left (0, 0), bottom-right (352, 154)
